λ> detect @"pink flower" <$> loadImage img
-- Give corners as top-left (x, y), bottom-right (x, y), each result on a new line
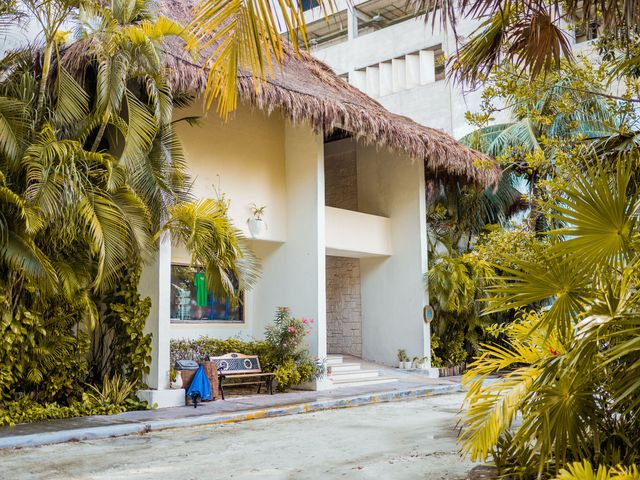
top-left (302, 318), bottom-right (308, 324)
top-left (310, 319), bottom-right (314, 324)
top-left (287, 326), bottom-right (296, 333)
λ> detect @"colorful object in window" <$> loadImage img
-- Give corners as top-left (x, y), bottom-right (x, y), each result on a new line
top-left (194, 271), bottom-right (208, 307)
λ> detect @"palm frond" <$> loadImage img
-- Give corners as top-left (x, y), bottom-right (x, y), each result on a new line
top-left (54, 67), bottom-right (89, 129)
top-left (189, 0), bottom-right (333, 117)
top-left (549, 160), bottom-right (639, 267)
top-left (161, 199), bottom-right (260, 302)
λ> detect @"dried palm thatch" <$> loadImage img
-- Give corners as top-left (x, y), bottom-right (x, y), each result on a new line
top-left (63, 0), bottom-right (501, 188)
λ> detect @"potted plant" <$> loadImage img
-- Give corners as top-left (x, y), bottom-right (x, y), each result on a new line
top-left (170, 368), bottom-right (183, 389)
top-left (418, 356), bottom-right (429, 370)
top-left (403, 355), bottom-right (413, 370)
top-left (397, 349), bottom-right (408, 369)
top-left (412, 356), bottom-right (421, 369)
top-left (247, 203), bottom-right (267, 238)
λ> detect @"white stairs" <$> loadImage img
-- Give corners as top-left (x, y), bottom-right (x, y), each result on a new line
top-left (326, 355), bottom-right (397, 388)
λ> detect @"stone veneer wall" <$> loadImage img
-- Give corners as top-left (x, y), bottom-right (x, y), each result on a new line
top-left (326, 256), bottom-right (362, 357)
top-left (324, 146), bottom-right (357, 210)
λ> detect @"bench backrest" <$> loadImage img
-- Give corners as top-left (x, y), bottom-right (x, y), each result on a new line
top-left (210, 353), bottom-right (262, 374)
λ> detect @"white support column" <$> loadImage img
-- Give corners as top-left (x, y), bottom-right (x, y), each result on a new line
top-left (137, 235), bottom-right (185, 407)
top-left (283, 122), bottom-right (326, 363)
top-left (349, 69), bottom-right (366, 92)
top-left (365, 65), bottom-right (380, 97)
top-left (419, 50), bottom-right (436, 85)
top-left (249, 121), bottom-right (328, 389)
top-left (391, 57), bottom-right (406, 92)
top-left (347, 6), bottom-right (358, 40)
top-left (405, 53), bottom-right (420, 89)
top-left (379, 61), bottom-right (392, 96)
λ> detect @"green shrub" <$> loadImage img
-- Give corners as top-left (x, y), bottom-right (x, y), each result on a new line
top-left (0, 393), bottom-right (149, 427)
top-left (0, 267), bottom-right (152, 426)
top-left (0, 294), bottom-right (89, 404)
top-left (170, 307), bottom-right (325, 392)
top-left (88, 266), bottom-right (152, 389)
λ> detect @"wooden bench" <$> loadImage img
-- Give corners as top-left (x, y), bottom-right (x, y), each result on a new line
top-left (210, 353), bottom-right (275, 400)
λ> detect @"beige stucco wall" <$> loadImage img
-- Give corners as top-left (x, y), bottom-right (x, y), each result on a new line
top-left (174, 103), bottom-right (288, 242)
top-left (167, 107), bottom-right (328, 379)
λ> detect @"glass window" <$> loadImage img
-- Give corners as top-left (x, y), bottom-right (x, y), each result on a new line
top-left (170, 264), bottom-right (243, 322)
top-left (300, 0), bottom-right (318, 11)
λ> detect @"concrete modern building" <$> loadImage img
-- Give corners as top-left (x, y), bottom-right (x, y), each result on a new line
top-left (294, 0), bottom-right (600, 139)
top-left (136, 0), bottom-right (500, 407)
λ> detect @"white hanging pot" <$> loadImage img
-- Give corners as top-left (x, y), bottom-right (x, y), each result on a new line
top-left (248, 217), bottom-right (267, 238)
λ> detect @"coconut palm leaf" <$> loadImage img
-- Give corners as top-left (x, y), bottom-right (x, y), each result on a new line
top-left (0, 96), bottom-right (30, 168)
top-left (161, 199), bottom-right (260, 302)
top-left (118, 90), bottom-right (158, 166)
top-left (54, 67), bottom-right (89, 129)
top-left (459, 123), bottom-right (512, 152)
top-left (0, 231), bottom-right (58, 291)
top-left (189, 0), bottom-right (333, 117)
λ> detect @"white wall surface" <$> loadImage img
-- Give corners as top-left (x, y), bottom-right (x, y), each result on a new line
top-left (325, 206), bottom-right (392, 257)
top-left (357, 146), bottom-right (430, 366)
top-left (307, 11), bottom-right (512, 137)
top-left (174, 103), bottom-right (288, 242)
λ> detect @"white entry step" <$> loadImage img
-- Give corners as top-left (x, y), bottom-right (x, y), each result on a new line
top-left (326, 354), bottom-right (397, 389)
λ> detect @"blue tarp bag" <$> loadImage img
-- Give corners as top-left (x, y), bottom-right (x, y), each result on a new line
top-left (186, 365), bottom-right (212, 407)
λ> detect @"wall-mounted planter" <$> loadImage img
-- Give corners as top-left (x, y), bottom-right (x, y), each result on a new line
top-left (247, 217), bottom-right (267, 238)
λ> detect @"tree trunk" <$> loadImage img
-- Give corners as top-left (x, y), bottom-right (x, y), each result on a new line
top-left (36, 40), bottom-right (54, 126)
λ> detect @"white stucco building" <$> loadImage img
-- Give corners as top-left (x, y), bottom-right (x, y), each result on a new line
top-left (137, 1), bottom-right (500, 406)
top-left (294, 0), bottom-right (599, 139)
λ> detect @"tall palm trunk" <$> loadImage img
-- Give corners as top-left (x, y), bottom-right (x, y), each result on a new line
top-left (35, 40), bottom-right (54, 126)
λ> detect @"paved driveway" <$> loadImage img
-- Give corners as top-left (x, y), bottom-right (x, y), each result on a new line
top-left (0, 393), bottom-right (475, 480)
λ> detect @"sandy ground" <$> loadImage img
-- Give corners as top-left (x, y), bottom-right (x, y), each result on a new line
top-left (0, 393), bottom-right (475, 480)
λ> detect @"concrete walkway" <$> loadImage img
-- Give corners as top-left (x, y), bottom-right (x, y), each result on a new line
top-left (0, 371), bottom-right (461, 450)
top-left (0, 393), bottom-right (475, 480)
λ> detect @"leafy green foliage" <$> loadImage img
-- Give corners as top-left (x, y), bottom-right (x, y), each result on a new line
top-left (89, 266), bottom-right (152, 388)
top-left (0, 293), bottom-right (89, 403)
top-left (83, 374), bottom-right (142, 412)
top-left (555, 461), bottom-right (640, 480)
top-left (0, 0), bottom-right (259, 425)
top-left (428, 227), bottom-right (546, 366)
top-left (0, 391), bottom-right (148, 427)
top-left (171, 308), bottom-right (324, 392)
top-left (460, 160), bottom-right (640, 478)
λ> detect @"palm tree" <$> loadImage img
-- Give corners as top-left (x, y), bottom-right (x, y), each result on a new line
top-left (409, 0), bottom-right (640, 87)
top-left (188, 0), bottom-right (334, 116)
top-left (458, 66), bottom-right (628, 230)
top-left (0, 0), bottom-right (260, 397)
top-left (459, 159), bottom-right (640, 476)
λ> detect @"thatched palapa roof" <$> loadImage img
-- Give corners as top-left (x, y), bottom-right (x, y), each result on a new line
top-left (67, 0), bottom-right (501, 188)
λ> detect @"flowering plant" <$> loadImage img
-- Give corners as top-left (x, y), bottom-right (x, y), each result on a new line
top-left (264, 307), bottom-right (325, 390)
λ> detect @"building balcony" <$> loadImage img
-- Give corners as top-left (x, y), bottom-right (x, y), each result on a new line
top-left (325, 206), bottom-right (392, 257)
